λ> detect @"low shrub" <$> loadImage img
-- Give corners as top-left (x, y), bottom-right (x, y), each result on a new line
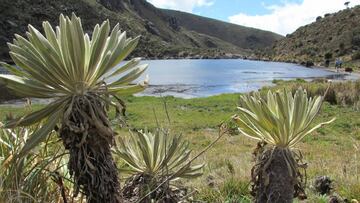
top-left (325, 59), bottom-right (330, 67)
top-left (351, 34), bottom-right (360, 47)
top-left (262, 80), bottom-right (360, 107)
top-left (324, 52), bottom-right (333, 60)
top-left (345, 67), bottom-right (353, 73)
top-left (300, 61), bottom-right (314, 67)
top-left (351, 51), bottom-right (360, 60)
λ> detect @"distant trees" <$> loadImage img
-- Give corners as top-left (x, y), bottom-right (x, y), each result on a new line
top-left (352, 33), bottom-right (360, 47)
top-left (344, 1), bottom-right (350, 9)
top-left (324, 52), bottom-right (333, 67)
top-left (324, 52), bottom-right (333, 60)
top-left (352, 51), bottom-right (360, 60)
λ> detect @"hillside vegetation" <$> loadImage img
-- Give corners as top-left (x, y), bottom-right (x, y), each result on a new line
top-left (162, 9), bottom-right (280, 50)
top-left (0, 0), bottom-right (282, 62)
top-left (268, 6), bottom-right (360, 69)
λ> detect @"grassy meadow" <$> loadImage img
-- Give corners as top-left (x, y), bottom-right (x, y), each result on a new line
top-left (1, 79), bottom-right (360, 202)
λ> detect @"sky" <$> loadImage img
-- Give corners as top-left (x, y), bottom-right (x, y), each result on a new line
top-left (147, 0), bottom-right (360, 35)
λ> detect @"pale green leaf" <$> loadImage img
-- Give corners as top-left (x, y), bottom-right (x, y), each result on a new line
top-left (16, 110), bottom-right (61, 158)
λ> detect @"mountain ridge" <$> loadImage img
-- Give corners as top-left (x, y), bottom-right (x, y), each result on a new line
top-left (266, 5), bottom-right (360, 69)
top-left (162, 9), bottom-right (282, 49)
top-left (0, 0), bottom-right (283, 62)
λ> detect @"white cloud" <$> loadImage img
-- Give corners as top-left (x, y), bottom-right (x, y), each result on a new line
top-left (229, 0), bottom-right (360, 35)
top-left (147, 0), bottom-right (214, 13)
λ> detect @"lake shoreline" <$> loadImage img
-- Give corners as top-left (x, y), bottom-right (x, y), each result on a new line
top-left (1, 59), bottom-right (359, 104)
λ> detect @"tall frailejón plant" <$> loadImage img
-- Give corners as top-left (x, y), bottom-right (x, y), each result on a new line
top-left (0, 14), bottom-right (148, 202)
top-left (232, 89), bottom-right (334, 203)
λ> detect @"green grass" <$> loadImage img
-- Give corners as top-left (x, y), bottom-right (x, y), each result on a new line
top-left (124, 93), bottom-right (240, 131)
top-left (0, 80), bottom-right (359, 202)
top-left (0, 94), bottom-right (241, 132)
top-left (196, 178), bottom-right (251, 203)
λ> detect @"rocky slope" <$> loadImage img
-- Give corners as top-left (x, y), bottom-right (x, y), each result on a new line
top-left (0, 0), bottom-right (282, 62)
top-left (163, 9), bottom-right (279, 50)
top-left (267, 6), bottom-right (360, 68)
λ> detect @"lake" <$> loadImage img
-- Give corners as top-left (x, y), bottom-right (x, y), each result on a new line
top-left (0, 59), bottom-right (355, 103)
top-left (131, 59), bottom-right (354, 98)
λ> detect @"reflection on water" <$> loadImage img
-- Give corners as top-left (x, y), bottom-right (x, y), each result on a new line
top-left (1, 59), bottom-right (356, 106)
top-left (127, 59), bottom-right (352, 98)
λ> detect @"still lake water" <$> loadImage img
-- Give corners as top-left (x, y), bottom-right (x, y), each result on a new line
top-left (132, 59), bottom-right (351, 98)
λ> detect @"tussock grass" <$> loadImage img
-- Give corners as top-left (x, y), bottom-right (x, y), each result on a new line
top-left (195, 178), bottom-right (251, 202)
top-left (269, 79), bottom-right (360, 107)
top-left (0, 126), bottom-right (73, 203)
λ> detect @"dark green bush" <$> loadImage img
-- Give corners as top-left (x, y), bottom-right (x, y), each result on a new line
top-left (325, 59), bottom-right (330, 67)
top-left (324, 52), bottom-right (333, 59)
top-left (352, 34), bottom-right (360, 47)
top-left (351, 51), bottom-right (360, 60)
top-left (300, 47), bottom-right (317, 56)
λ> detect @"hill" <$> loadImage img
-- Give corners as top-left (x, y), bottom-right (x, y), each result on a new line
top-left (0, 0), bottom-right (282, 62)
top-left (163, 9), bottom-right (280, 50)
top-left (268, 5), bottom-right (360, 69)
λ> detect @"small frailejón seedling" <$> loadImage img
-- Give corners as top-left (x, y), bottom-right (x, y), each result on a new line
top-left (232, 89), bottom-right (335, 203)
top-left (0, 14), bottom-right (148, 202)
top-left (115, 130), bottom-right (204, 202)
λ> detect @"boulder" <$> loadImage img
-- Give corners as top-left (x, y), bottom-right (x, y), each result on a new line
top-left (314, 176), bottom-right (332, 195)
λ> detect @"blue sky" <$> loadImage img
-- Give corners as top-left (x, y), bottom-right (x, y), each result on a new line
top-left (148, 0), bottom-right (360, 35)
top-left (191, 0), bottom-right (302, 21)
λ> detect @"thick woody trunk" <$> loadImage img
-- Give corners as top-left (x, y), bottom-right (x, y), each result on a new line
top-left (60, 127), bottom-right (121, 202)
top-left (254, 147), bottom-right (295, 203)
top-left (59, 95), bottom-right (122, 203)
